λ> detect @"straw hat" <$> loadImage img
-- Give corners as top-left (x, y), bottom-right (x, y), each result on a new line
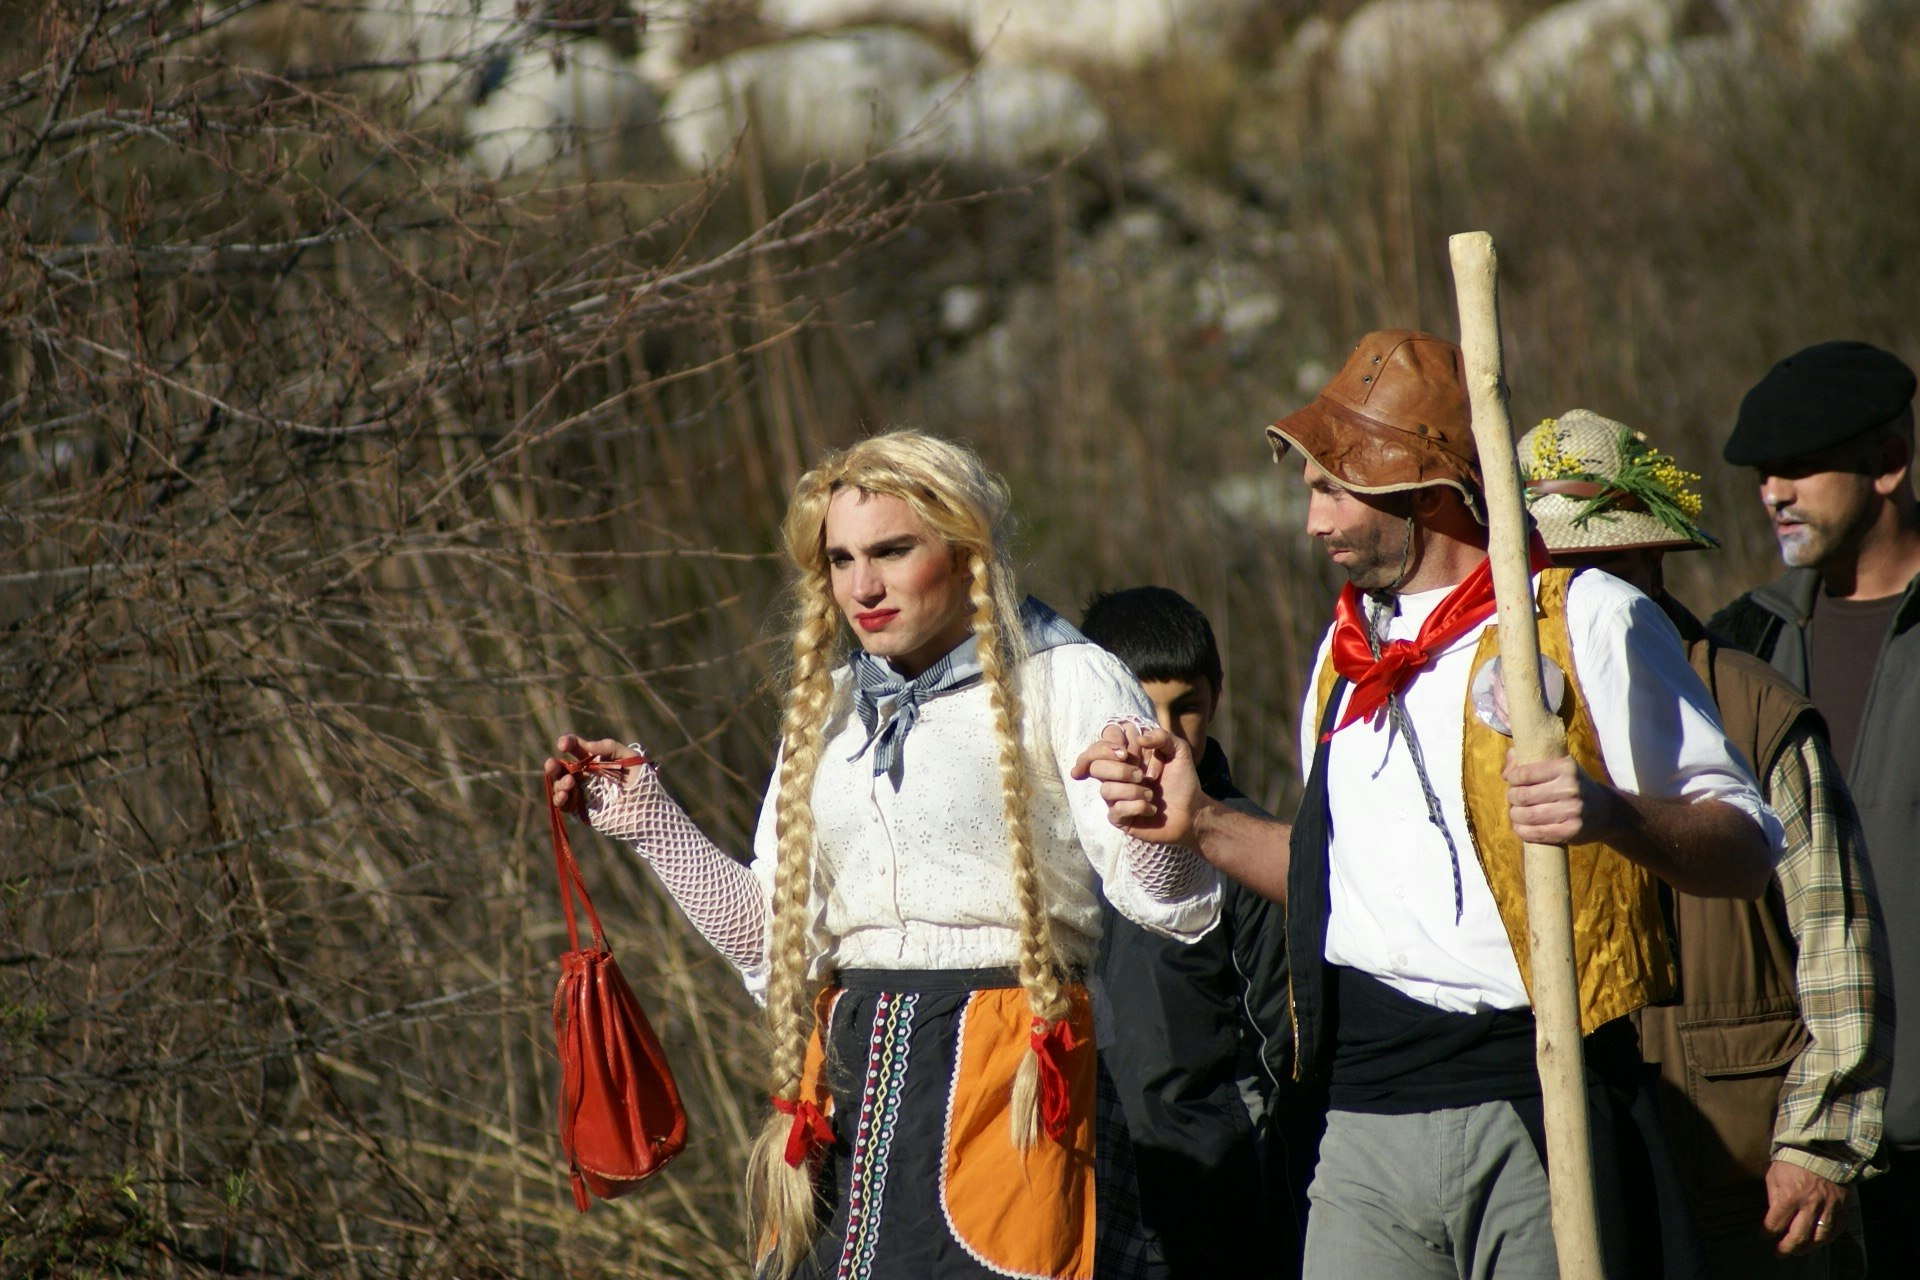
top-left (1518, 410), bottom-right (1716, 554)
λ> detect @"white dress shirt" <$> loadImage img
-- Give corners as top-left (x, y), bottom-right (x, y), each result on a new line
top-left (747, 642), bottom-right (1221, 994)
top-left (1298, 569), bottom-right (1783, 1014)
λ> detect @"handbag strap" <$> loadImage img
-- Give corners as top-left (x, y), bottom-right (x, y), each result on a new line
top-left (546, 752), bottom-right (647, 953)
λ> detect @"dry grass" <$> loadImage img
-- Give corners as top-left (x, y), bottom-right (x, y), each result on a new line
top-left (0, 3), bottom-right (912, 1273)
top-left (3, 3), bottom-right (1918, 1276)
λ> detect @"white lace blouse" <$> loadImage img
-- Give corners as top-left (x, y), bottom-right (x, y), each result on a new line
top-left (586, 642), bottom-right (1220, 999)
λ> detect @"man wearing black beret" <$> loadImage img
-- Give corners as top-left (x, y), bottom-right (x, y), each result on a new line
top-left (1710, 340), bottom-right (1920, 1273)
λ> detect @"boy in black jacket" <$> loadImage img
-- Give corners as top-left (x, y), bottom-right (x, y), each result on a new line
top-left (1082, 587), bottom-right (1316, 1280)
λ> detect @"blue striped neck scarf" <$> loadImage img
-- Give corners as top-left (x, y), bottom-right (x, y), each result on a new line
top-left (848, 597), bottom-right (1083, 790)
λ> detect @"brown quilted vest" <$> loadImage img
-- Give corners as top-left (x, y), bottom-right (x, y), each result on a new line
top-left (1632, 596), bottom-right (1816, 1235)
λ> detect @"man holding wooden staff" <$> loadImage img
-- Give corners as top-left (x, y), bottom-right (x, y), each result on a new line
top-left (1075, 329), bottom-right (1783, 1279)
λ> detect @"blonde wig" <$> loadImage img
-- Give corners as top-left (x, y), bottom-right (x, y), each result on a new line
top-left (747, 431), bottom-right (1070, 1275)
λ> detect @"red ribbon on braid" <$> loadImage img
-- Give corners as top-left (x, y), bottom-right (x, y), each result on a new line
top-left (773, 1095), bottom-right (834, 1168)
top-left (1324, 535), bottom-right (1554, 740)
top-left (1030, 1016), bottom-right (1081, 1142)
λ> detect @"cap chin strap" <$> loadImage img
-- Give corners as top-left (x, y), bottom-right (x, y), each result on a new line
top-left (1368, 511), bottom-right (1420, 602)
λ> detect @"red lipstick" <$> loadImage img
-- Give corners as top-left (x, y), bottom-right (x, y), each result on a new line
top-left (855, 609), bottom-right (898, 633)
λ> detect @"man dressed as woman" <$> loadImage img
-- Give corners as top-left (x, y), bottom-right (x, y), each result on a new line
top-left (546, 431), bottom-right (1220, 1280)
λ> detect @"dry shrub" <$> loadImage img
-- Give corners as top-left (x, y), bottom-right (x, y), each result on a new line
top-left (0, 3), bottom-right (919, 1274)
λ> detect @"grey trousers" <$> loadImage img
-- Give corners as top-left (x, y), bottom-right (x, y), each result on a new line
top-left (1302, 1102), bottom-right (1561, 1280)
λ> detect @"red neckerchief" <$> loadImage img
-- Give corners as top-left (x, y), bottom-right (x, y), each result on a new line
top-left (1324, 534), bottom-right (1553, 740)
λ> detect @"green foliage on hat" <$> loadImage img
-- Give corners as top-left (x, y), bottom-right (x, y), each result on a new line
top-left (1526, 419), bottom-right (1716, 546)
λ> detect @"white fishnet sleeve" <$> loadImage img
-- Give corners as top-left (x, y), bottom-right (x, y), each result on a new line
top-left (1118, 832), bottom-right (1212, 902)
top-left (1040, 644), bottom-right (1219, 941)
top-left (582, 751), bottom-right (768, 974)
top-left (1098, 712), bottom-right (1213, 902)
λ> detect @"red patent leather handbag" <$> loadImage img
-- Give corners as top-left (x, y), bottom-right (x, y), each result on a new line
top-left (547, 754), bottom-right (688, 1211)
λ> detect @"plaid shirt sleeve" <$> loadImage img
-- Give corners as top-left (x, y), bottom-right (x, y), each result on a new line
top-left (1768, 724), bottom-right (1891, 1184)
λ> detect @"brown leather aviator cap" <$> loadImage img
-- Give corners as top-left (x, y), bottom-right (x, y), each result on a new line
top-left (1267, 329), bottom-right (1481, 504)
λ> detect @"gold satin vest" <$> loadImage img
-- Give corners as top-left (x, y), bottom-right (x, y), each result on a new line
top-left (1312, 568), bottom-right (1676, 1033)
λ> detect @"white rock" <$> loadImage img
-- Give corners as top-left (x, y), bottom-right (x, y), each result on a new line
top-left (1114, 208), bottom-right (1173, 247)
top-left (1487, 0), bottom-right (1684, 115)
top-left (464, 39), bottom-right (661, 178)
top-left (662, 27), bottom-right (961, 170)
top-left (1193, 263), bottom-right (1281, 350)
top-left (762, 0), bottom-right (1264, 68)
top-left (355, 0), bottom-right (525, 106)
top-left (1220, 293), bottom-right (1283, 342)
top-left (1626, 31), bottom-right (1739, 120)
top-left (1332, 0), bottom-right (1509, 111)
top-left (893, 63), bottom-right (1108, 168)
top-left (939, 284), bottom-right (990, 335)
top-left (972, 0), bottom-right (1263, 68)
top-left (1276, 14), bottom-right (1338, 82)
top-left (1800, 0), bottom-right (1874, 50)
top-left (760, 0), bottom-right (976, 33)
top-left (634, 6), bottom-right (695, 88)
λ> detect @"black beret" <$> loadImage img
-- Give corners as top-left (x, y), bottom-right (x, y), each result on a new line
top-left (1725, 341), bottom-right (1916, 466)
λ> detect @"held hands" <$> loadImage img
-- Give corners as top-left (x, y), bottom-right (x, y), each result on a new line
top-left (1502, 751), bottom-right (1625, 846)
top-left (1763, 1160), bottom-right (1848, 1256)
top-left (544, 735), bottom-right (631, 817)
top-left (1069, 722), bottom-right (1206, 846)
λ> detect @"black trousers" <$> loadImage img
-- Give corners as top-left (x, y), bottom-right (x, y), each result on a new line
top-left (1859, 1144), bottom-right (1920, 1276)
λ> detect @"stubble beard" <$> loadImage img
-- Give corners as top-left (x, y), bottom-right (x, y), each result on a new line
top-left (1330, 523), bottom-right (1414, 595)
top-left (1328, 506), bottom-right (1420, 594)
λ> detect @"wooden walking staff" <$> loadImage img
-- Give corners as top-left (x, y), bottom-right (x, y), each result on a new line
top-left (1448, 231), bottom-right (1604, 1280)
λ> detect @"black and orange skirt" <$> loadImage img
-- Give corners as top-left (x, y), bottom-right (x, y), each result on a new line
top-left (784, 967), bottom-right (1158, 1280)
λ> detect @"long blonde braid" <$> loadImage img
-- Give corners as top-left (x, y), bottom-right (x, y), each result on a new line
top-left (746, 503), bottom-right (843, 1277)
top-left (968, 554), bottom-right (1072, 1148)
